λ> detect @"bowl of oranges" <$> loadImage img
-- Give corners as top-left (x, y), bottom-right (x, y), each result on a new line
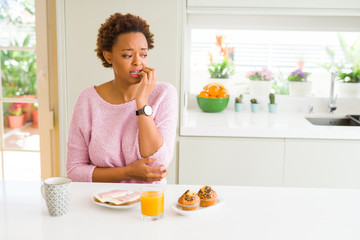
top-left (197, 82), bottom-right (229, 113)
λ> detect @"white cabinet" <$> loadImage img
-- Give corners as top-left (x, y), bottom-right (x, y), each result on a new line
top-left (179, 137), bottom-right (284, 186)
top-left (284, 139), bottom-right (360, 188)
top-left (178, 137), bottom-right (360, 188)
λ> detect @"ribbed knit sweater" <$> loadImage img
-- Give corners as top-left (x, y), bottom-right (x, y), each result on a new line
top-left (66, 82), bottom-right (177, 183)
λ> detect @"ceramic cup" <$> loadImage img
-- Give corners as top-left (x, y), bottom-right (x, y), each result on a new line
top-left (41, 177), bottom-right (72, 217)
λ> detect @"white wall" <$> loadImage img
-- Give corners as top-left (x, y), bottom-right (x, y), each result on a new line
top-left (58, 0), bottom-right (184, 183)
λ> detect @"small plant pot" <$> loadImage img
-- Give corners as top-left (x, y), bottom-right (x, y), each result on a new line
top-left (8, 114), bottom-right (25, 129)
top-left (4, 115), bottom-right (9, 128)
top-left (251, 103), bottom-right (260, 113)
top-left (268, 103), bottom-right (278, 113)
top-left (32, 109), bottom-right (38, 128)
top-left (336, 82), bottom-right (360, 98)
top-left (234, 103), bottom-right (244, 112)
top-left (288, 81), bottom-right (312, 97)
top-left (249, 80), bottom-right (273, 96)
top-left (17, 95), bottom-right (36, 122)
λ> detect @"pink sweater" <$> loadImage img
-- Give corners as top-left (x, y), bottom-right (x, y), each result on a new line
top-left (66, 82), bottom-right (178, 183)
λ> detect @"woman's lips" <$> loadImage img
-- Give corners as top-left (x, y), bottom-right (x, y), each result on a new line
top-left (129, 70), bottom-right (142, 78)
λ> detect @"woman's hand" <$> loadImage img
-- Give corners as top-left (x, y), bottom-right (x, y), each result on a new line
top-left (135, 67), bottom-right (157, 108)
top-left (126, 158), bottom-right (167, 182)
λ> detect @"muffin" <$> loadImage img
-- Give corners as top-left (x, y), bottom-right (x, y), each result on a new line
top-left (178, 190), bottom-right (200, 211)
top-left (197, 186), bottom-right (218, 207)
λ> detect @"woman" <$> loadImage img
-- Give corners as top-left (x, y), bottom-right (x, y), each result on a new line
top-left (66, 13), bottom-right (177, 183)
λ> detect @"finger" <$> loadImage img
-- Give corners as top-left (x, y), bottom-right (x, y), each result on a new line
top-left (140, 71), bottom-right (148, 81)
top-left (147, 170), bottom-right (167, 180)
top-left (142, 68), bottom-right (153, 82)
top-left (142, 68), bottom-right (152, 75)
top-left (148, 165), bottom-right (165, 173)
top-left (143, 158), bottom-right (157, 164)
top-left (146, 173), bottom-right (166, 182)
top-left (146, 68), bottom-right (156, 84)
top-left (161, 171), bottom-right (168, 178)
top-left (156, 171), bottom-right (168, 181)
top-left (144, 67), bottom-right (155, 72)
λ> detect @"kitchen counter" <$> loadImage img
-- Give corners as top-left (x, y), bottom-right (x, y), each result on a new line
top-left (1, 181), bottom-right (360, 240)
top-left (181, 108), bottom-right (360, 140)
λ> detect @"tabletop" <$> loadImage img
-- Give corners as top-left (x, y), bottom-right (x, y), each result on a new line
top-left (1, 181), bottom-right (360, 240)
top-left (181, 109), bottom-right (360, 139)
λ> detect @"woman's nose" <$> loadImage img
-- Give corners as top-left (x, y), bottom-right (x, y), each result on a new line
top-left (132, 54), bottom-right (142, 66)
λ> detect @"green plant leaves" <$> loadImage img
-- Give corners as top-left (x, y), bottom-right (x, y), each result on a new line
top-left (208, 58), bottom-right (235, 79)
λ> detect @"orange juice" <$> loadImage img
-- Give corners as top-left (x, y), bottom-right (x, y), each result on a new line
top-left (141, 191), bottom-right (164, 216)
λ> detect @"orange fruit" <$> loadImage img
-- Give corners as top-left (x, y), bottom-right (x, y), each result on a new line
top-left (199, 90), bottom-right (209, 98)
top-left (208, 85), bottom-right (220, 97)
top-left (217, 90), bottom-right (229, 98)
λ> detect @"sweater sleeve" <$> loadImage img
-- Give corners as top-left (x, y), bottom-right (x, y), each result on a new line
top-left (66, 92), bottom-right (96, 182)
top-left (136, 84), bottom-right (178, 168)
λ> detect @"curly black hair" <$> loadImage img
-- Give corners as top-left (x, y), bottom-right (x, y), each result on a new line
top-left (95, 13), bottom-right (154, 68)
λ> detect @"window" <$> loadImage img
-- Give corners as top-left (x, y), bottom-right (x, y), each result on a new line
top-left (188, 29), bottom-right (360, 97)
top-left (184, 2), bottom-right (360, 100)
top-left (0, 0), bottom-right (40, 181)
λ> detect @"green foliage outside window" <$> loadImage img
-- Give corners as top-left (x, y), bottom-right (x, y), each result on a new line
top-left (1, 35), bottom-right (37, 97)
top-left (0, 0), bottom-right (37, 97)
top-left (322, 33), bottom-right (360, 83)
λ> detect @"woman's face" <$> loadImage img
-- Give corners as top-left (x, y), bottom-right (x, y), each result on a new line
top-left (103, 32), bottom-right (148, 84)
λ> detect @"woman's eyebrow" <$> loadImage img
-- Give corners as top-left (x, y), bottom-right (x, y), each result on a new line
top-left (122, 47), bottom-right (148, 51)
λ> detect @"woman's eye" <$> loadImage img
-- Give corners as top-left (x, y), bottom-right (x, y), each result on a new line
top-left (122, 55), bottom-right (131, 59)
top-left (141, 54), bottom-right (148, 58)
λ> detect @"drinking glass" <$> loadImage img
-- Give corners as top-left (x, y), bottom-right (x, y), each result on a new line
top-left (141, 185), bottom-right (164, 221)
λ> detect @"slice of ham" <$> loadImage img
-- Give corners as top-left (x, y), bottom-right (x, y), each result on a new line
top-left (114, 192), bottom-right (140, 202)
top-left (108, 192), bottom-right (141, 205)
top-left (95, 190), bottom-right (131, 203)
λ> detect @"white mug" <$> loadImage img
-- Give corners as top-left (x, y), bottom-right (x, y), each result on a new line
top-left (41, 177), bottom-right (72, 217)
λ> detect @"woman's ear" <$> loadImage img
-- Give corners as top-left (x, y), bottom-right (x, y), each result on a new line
top-left (103, 51), bottom-right (112, 65)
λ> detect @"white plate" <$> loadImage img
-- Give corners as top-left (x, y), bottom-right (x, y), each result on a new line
top-left (90, 190), bottom-right (140, 209)
top-left (171, 198), bottom-right (224, 216)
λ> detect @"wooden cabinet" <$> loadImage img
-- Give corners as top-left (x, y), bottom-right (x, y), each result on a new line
top-left (178, 137), bottom-right (284, 186)
top-left (284, 139), bottom-right (360, 188)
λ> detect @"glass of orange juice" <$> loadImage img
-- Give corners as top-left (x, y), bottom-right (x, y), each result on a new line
top-left (141, 185), bottom-right (164, 221)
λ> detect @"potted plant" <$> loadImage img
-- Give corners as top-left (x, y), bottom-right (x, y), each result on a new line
top-left (8, 103), bottom-right (25, 129)
top-left (32, 103), bottom-right (38, 128)
top-left (235, 94), bottom-right (244, 112)
top-left (287, 69), bottom-right (312, 97)
top-left (336, 66), bottom-right (360, 97)
top-left (268, 93), bottom-right (277, 113)
top-left (246, 68), bottom-right (274, 96)
top-left (208, 35), bottom-right (235, 88)
top-left (322, 33), bottom-right (360, 98)
top-left (250, 98), bottom-right (260, 113)
top-left (208, 57), bottom-right (235, 79)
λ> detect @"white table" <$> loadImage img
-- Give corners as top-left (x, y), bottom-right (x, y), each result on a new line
top-left (1, 181), bottom-right (360, 240)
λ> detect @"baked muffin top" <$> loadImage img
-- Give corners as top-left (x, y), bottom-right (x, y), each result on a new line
top-left (178, 190), bottom-right (200, 205)
top-left (197, 186), bottom-right (217, 199)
